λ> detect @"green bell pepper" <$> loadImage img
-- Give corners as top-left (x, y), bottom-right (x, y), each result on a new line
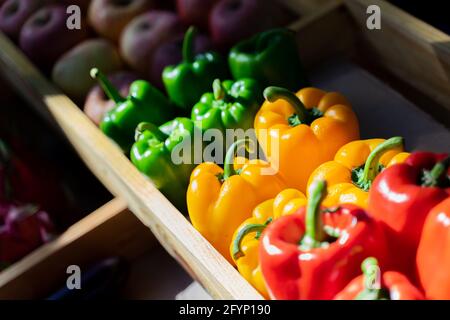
top-left (163, 26), bottom-right (229, 111)
top-left (91, 68), bottom-right (175, 152)
top-left (130, 117), bottom-right (200, 211)
top-left (228, 28), bottom-right (309, 92)
top-left (191, 78), bottom-right (263, 133)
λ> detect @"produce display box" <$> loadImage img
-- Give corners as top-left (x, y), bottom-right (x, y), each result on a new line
top-left (0, 0), bottom-right (448, 300)
top-left (0, 198), bottom-right (156, 299)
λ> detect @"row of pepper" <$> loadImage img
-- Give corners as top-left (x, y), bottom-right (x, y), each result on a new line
top-left (89, 27), bottom-right (450, 300)
top-left (186, 85), bottom-right (450, 299)
top-left (90, 27), bottom-right (308, 210)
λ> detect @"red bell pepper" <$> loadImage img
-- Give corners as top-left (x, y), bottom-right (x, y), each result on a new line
top-left (335, 257), bottom-right (424, 300)
top-left (416, 197), bottom-right (450, 299)
top-left (259, 180), bottom-right (388, 300)
top-left (368, 152), bottom-right (450, 276)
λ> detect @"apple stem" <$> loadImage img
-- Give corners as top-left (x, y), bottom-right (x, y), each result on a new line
top-left (182, 26), bottom-right (197, 63)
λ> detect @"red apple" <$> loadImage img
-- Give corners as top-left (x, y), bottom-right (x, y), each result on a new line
top-left (19, 4), bottom-right (88, 71)
top-left (176, 0), bottom-right (217, 29)
top-left (0, 0), bottom-right (51, 41)
top-left (120, 10), bottom-right (183, 76)
top-left (88, 0), bottom-right (156, 43)
top-left (84, 71), bottom-right (138, 126)
top-left (209, 0), bottom-right (280, 50)
top-left (61, 0), bottom-right (91, 12)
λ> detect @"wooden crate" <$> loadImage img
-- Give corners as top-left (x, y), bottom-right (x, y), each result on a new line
top-left (0, 0), bottom-right (448, 300)
top-left (0, 198), bottom-right (156, 299)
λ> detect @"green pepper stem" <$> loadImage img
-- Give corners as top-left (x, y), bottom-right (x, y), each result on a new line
top-left (303, 180), bottom-right (327, 247)
top-left (135, 122), bottom-right (167, 142)
top-left (231, 219), bottom-right (271, 260)
top-left (213, 79), bottom-right (232, 102)
top-left (422, 156), bottom-right (450, 187)
top-left (263, 87), bottom-right (308, 123)
top-left (358, 137), bottom-right (404, 188)
top-left (90, 68), bottom-right (124, 104)
top-left (182, 26), bottom-right (197, 63)
top-left (223, 139), bottom-right (252, 180)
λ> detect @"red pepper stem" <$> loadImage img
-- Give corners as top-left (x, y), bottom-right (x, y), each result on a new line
top-left (361, 257), bottom-right (379, 288)
top-left (263, 87), bottom-right (308, 123)
top-left (182, 26), bottom-right (197, 64)
top-left (135, 122), bottom-right (167, 142)
top-left (304, 180), bottom-right (327, 246)
top-left (223, 139), bottom-right (251, 180)
top-left (359, 137), bottom-right (404, 188)
top-left (232, 220), bottom-right (271, 260)
top-left (90, 68), bottom-right (124, 104)
top-left (426, 156), bottom-right (450, 187)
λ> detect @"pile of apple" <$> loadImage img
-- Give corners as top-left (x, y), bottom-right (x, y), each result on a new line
top-left (0, 0), bottom-right (287, 107)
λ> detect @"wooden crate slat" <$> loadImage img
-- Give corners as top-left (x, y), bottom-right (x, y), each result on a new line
top-left (344, 0), bottom-right (450, 113)
top-left (289, 0), bottom-right (356, 67)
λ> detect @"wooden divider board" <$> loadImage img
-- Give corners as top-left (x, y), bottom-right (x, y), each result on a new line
top-left (0, 0), bottom-right (448, 300)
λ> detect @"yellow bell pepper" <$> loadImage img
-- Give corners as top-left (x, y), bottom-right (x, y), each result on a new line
top-left (254, 87), bottom-right (360, 193)
top-left (187, 139), bottom-right (288, 264)
top-left (229, 189), bottom-right (307, 298)
top-left (307, 137), bottom-right (409, 208)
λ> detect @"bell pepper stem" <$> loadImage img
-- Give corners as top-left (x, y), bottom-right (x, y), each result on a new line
top-left (362, 257), bottom-right (379, 286)
top-left (302, 180), bottom-right (327, 247)
top-left (90, 68), bottom-right (124, 104)
top-left (213, 79), bottom-right (232, 102)
top-left (223, 139), bottom-right (252, 180)
top-left (182, 26), bottom-right (197, 64)
top-left (135, 122), bottom-right (167, 142)
top-left (232, 218), bottom-right (272, 260)
top-left (353, 257), bottom-right (386, 300)
top-left (263, 87), bottom-right (308, 123)
top-left (422, 156), bottom-right (450, 187)
top-left (358, 137), bottom-right (404, 190)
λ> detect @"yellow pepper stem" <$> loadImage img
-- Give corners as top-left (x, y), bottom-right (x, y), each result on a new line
top-left (223, 138), bottom-right (252, 180)
top-left (90, 68), bottom-right (124, 104)
top-left (300, 180), bottom-right (327, 249)
top-left (263, 86), bottom-right (309, 123)
top-left (357, 137), bottom-right (404, 191)
top-left (232, 218), bottom-right (273, 260)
